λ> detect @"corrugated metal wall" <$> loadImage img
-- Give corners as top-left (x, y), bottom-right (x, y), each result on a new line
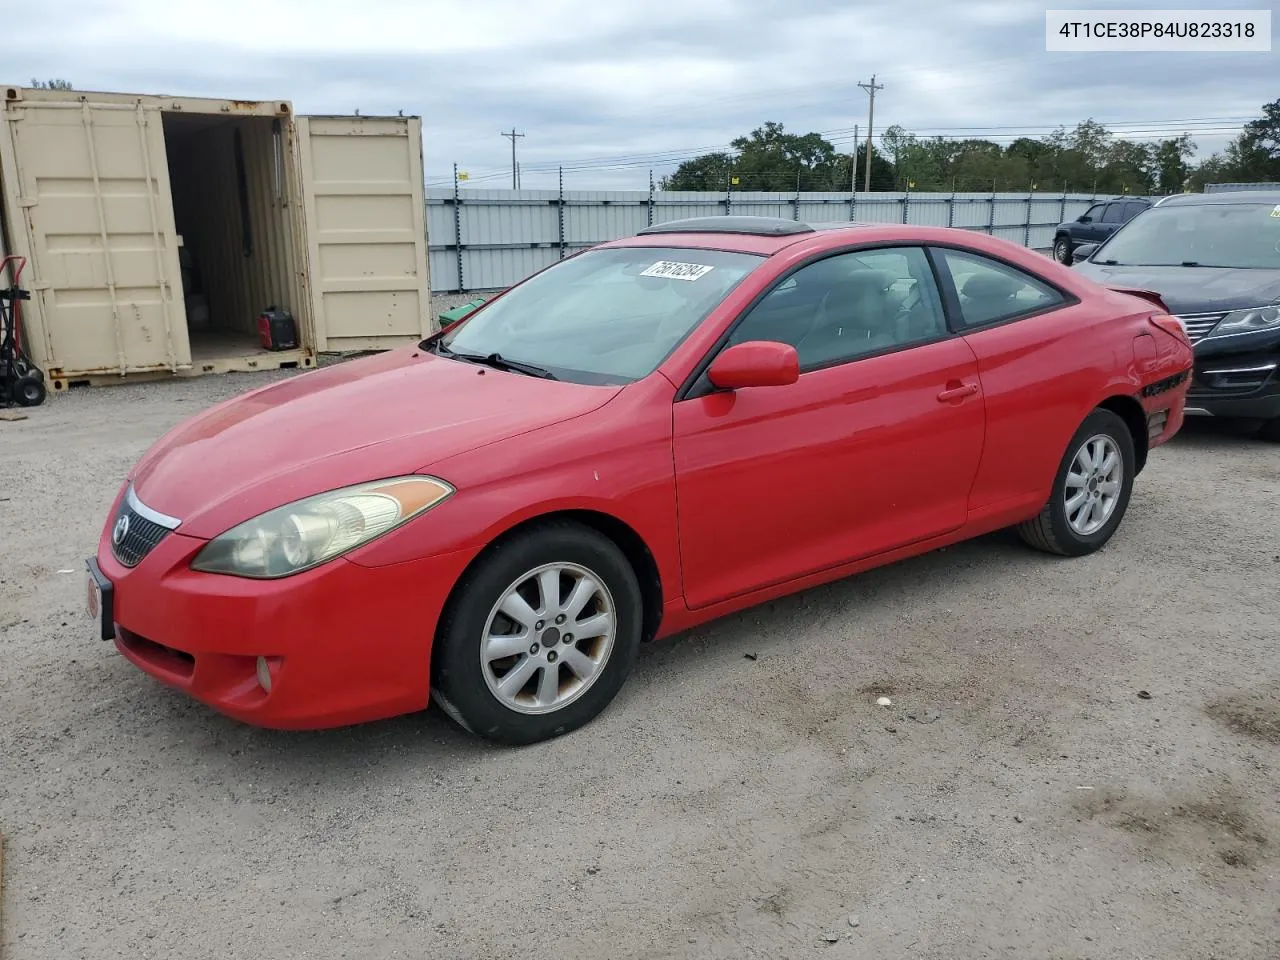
top-left (2, 98), bottom-right (190, 375)
top-left (426, 189), bottom-right (1128, 293)
top-left (294, 115), bottom-right (432, 351)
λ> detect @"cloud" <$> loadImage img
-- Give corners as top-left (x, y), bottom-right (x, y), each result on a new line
top-left (9, 0), bottom-right (1275, 189)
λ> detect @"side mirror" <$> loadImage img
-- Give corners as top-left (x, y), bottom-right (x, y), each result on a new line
top-left (707, 340), bottom-right (799, 390)
top-left (1078, 215), bottom-right (1092, 223)
top-left (1071, 243), bottom-right (1099, 264)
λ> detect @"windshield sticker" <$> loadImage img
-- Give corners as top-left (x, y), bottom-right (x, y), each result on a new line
top-left (640, 260), bottom-right (715, 281)
top-left (1271, 205), bottom-right (1280, 217)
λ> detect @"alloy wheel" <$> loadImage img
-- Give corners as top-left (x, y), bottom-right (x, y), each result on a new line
top-left (480, 562), bottom-right (617, 715)
top-left (1065, 434), bottom-right (1123, 536)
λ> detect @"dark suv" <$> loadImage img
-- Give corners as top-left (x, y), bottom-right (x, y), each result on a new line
top-left (1052, 196), bottom-right (1152, 264)
top-left (1072, 190), bottom-right (1280, 441)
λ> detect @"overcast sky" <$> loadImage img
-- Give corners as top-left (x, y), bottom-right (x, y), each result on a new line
top-left (11, 0), bottom-right (1277, 190)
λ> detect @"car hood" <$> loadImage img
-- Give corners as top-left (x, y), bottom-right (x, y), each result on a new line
top-left (1073, 262), bottom-right (1280, 314)
top-left (131, 347), bottom-right (621, 538)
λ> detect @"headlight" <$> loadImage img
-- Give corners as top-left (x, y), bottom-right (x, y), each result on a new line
top-left (191, 476), bottom-right (454, 579)
top-left (1208, 304), bottom-right (1280, 338)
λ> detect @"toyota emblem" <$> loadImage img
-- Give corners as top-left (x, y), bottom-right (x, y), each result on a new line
top-left (112, 514), bottom-right (130, 546)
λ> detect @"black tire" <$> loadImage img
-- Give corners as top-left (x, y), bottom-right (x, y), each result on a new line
top-left (1258, 417), bottom-right (1280, 443)
top-left (431, 520), bottom-right (643, 745)
top-left (1017, 408), bottom-right (1136, 557)
top-left (15, 374), bottom-right (46, 407)
top-left (1053, 235), bottom-right (1073, 264)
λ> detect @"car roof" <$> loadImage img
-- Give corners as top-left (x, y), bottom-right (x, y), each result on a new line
top-left (1153, 190), bottom-right (1280, 207)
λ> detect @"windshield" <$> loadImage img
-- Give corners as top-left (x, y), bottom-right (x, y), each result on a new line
top-left (1092, 201), bottom-right (1280, 269)
top-left (433, 246), bottom-right (764, 384)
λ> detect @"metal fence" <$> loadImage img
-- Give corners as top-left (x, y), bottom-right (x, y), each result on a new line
top-left (1202, 182), bottom-right (1279, 193)
top-left (426, 188), bottom-right (1123, 294)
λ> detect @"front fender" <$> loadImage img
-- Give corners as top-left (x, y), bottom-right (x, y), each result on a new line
top-left (343, 381), bottom-right (682, 600)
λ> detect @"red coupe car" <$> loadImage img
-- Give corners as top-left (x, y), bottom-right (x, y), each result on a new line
top-left (86, 217), bottom-right (1194, 744)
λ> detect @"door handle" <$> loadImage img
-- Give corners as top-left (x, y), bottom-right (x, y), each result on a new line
top-left (937, 382), bottom-right (979, 402)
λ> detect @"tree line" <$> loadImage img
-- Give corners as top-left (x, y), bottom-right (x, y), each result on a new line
top-left (660, 99), bottom-right (1280, 195)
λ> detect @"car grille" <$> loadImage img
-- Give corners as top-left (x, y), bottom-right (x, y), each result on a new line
top-left (110, 488), bottom-right (179, 568)
top-left (1175, 311), bottom-right (1227, 344)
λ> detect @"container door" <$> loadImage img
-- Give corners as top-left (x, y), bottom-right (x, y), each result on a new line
top-left (294, 115), bottom-right (431, 352)
top-left (0, 92), bottom-right (189, 377)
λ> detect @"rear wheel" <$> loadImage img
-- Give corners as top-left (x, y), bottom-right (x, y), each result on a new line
top-left (431, 520), bottom-right (643, 745)
top-left (1017, 409), bottom-right (1136, 557)
top-left (1053, 235), bottom-right (1073, 264)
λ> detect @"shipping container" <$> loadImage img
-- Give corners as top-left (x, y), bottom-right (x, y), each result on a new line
top-left (0, 85), bottom-right (432, 390)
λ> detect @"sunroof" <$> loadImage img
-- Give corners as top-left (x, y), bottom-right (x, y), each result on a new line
top-left (637, 216), bottom-right (817, 237)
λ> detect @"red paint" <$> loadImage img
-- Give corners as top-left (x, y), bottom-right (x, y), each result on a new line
top-left (129, 347), bottom-right (622, 538)
top-left (674, 337), bottom-right (986, 608)
top-left (95, 224), bottom-right (1193, 730)
top-left (707, 340), bottom-right (799, 389)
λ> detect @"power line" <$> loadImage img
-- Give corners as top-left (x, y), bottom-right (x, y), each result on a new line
top-left (466, 117), bottom-right (1244, 178)
top-left (466, 129), bottom-right (1234, 180)
top-left (428, 116), bottom-right (1253, 186)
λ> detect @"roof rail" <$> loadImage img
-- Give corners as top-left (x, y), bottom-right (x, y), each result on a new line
top-left (636, 216), bottom-right (816, 237)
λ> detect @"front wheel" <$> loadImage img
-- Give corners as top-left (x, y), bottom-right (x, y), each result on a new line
top-left (431, 520), bottom-right (643, 745)
top-left (1053, 235), bottom-right (1073, 264)
top-left (1017, 408), bottom-right (1136, 557)
top-left (1258, 418), bottom-right (1280, 442)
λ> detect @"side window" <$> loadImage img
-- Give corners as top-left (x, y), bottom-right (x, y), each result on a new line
top-left (1082, 203), bottom-right (1105, 221)
top-left (1122, 201), bottom-right (1147, 220)
top-left (1101, 203), bottom-right (1125, 224)
top-left (937, 249), bottom-right (1066, 328)
top-left (723, 246), bottom-right (948, 370)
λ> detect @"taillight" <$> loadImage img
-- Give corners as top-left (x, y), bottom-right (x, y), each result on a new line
top-left (1149, 313), bottom-right (1190, 346)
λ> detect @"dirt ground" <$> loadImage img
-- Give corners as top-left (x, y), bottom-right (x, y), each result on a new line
top-left (2, 359), bottom-right (1278, 960)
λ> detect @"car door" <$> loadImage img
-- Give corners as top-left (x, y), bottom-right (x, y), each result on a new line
top-left (671, 245), bottom-right (987, 610)
top-left (1076, 203), bottom-right (1107, 242)
top-left (928, 246), bottom-right (1087, 515)
top-left (1097, 201), bottom-right (1127, 239)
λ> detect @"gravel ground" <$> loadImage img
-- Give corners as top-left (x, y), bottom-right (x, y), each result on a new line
top-left (2, 359), bottom-right (1278, 960)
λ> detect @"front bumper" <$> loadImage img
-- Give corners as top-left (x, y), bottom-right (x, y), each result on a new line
top-left (91, 491), bottom-right (475, 730)
top-left (1181, 323), bottom-right (1280, 421)
top-left (1184, 354), bottom-right (1280, 422)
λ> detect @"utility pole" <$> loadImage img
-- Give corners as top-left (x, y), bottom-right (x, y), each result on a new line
top-left (858, 75), bottom-right (883, 193)
top-left (501, 129), bottom-right (525, 189)
top-left (851, 123), bottom-right (859, 192)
